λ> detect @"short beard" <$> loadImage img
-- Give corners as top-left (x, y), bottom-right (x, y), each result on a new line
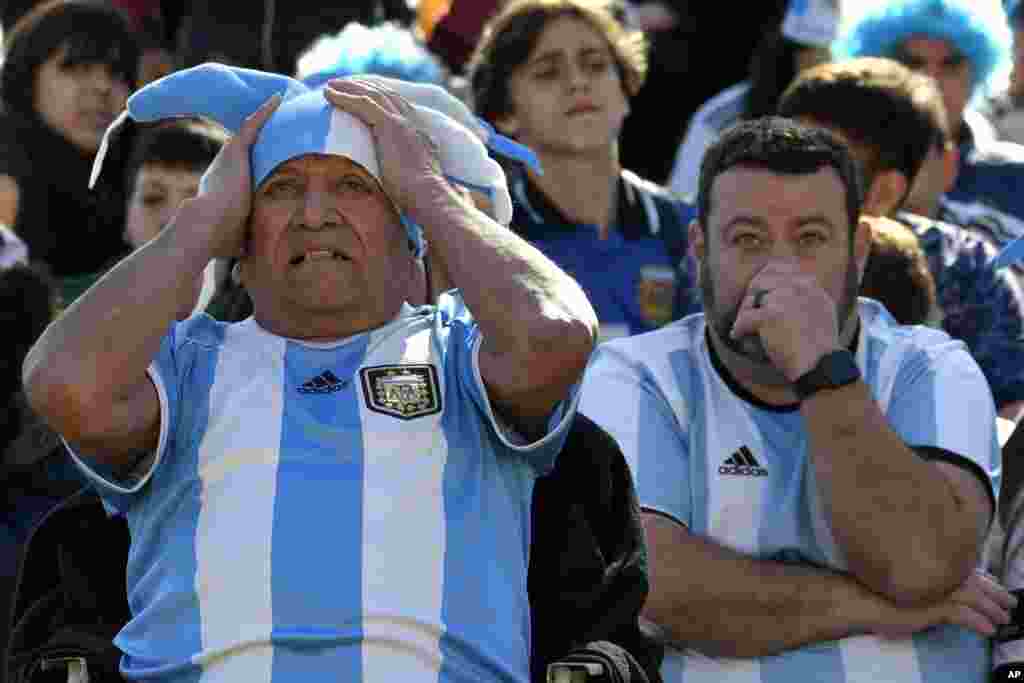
top-left (701, 254), bottom-right (859, 368)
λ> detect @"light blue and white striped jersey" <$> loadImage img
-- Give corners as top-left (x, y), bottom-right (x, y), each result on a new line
top-left (70, 292), bottom-right (577, 683)
top-left (579, 298), bottom-right (1000, 683)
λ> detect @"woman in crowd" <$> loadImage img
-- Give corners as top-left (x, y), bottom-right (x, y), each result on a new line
top-left (469, 0), bottom-right (697, 341)
top-left (0, 0), bottom-right (140, 304)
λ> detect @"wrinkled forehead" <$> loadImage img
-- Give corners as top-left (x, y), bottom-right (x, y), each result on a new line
top-left (259, 153), bottom-right (381, 189)
top-left (251, 89), bottom-right (381, 189)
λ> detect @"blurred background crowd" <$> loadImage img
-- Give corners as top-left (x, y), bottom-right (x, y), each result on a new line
top-left (5, 0), bottom-right (1024, 677)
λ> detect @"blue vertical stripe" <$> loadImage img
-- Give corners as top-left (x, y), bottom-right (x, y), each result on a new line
top-left (914, 625), bottom-right (989, 682)
top-left (438, 335), bottom-right (534, 683)
top-left (270, 337), bottom-right (369, 680)
top-left (120, 320), bottom-right (226, 682)
top-left (864, 333), bottom-right (885, 402)
top-left (755, 412), bottom-right (847, 682)
top-left (682, 347), bottom-right (709, 535)
top-left (663, 646), bottom-right (686, 682)
top-left (890, 358), bottom-right (938, 447)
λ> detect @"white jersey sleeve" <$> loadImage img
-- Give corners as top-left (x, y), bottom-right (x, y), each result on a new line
top-left (883, 338), bottom-right (1000, 505)
top-left (436, 290), bottom-right (579, 475)
top-left (579, 342), bottom-right (690, 527)
top-left (65, 314), bottom-right (219, 514)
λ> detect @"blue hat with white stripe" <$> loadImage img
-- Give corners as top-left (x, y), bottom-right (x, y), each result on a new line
top-left (90, 63), bottom-right (541, 257)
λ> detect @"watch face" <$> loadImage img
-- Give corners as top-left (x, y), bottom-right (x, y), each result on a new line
top-left (795, 350), bottom-right (860, 399)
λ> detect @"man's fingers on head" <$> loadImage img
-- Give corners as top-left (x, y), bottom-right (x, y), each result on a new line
top-left (239, 93), bottom-right (282, 143)
top-left (324, 86), bottom-right (391, 129)
top-left (327, 77), bottom-right (417, 125)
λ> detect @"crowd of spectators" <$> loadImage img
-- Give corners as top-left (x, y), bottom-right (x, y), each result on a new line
top-left (6, 0), bottom-right (1024, 682)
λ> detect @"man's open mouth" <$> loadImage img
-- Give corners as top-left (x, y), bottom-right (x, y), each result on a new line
top-left (289, 249), bottom-right (349, 266)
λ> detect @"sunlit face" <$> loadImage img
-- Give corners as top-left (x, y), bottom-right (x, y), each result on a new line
top-left (33, 45), bottom-right (130, 154)
top-left (692, 166), bottom-right (865, 370)
top-left (892, 37), bottom-right (972, 137)
top-left (241, 154), bottom-right (414, 328)
top-left (125, 164), bottom-right (203, 248)
top-left (497, 15), bottom-right (629, 156)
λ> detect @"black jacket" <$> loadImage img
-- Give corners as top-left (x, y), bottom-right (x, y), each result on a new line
top-left (530, 414), bottom-right (661, 683)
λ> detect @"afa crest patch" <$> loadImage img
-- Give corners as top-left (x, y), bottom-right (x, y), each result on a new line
top-left (360, 364), bottom-right (442, 420)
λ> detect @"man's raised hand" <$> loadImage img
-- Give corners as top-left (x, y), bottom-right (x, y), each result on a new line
top-left (730, 260), bottom-right (842, 381)
top-left (193, 93), bottom-right (281, 259)
top-left (322, 77), bottom-right (447, 217)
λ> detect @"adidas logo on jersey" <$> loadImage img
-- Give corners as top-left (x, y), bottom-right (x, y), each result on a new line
top-left (719, 446), bottom-right (767, 477)
top-left (298, 370), bottom-right (346, 394)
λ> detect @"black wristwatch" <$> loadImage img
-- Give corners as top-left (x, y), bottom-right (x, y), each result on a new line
top-left (793, 349), bottom-right (861, 401)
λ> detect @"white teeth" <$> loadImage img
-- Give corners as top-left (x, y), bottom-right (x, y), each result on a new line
top-left (306, 250), bottom-right (333, 260)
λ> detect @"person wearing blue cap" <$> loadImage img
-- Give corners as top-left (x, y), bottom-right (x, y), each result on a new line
top-left (21, 64), bottom-right (598, 683)
top-left (834, 0), bottom-right (1024, 252)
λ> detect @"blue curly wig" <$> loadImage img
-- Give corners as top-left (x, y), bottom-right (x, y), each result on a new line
top-left (296, 22), bottom-right (445, 90)
top-left (833, 0), bottom-right (1012, 96)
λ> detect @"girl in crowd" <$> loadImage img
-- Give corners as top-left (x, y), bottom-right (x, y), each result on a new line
top-left (0, 0), bottom-right (139, 304)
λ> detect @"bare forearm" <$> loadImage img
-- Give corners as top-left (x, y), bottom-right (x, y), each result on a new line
top-left (802, 381), bottom-right (979, 602)
top-left (645, 527), bottom-right (880, 657)
top-left (23, 202), bottom-right (214, 435)
top-left (408, 181), bottom-right (597, 353)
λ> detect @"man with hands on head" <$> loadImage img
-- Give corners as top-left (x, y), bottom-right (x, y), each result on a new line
top-left (21, 64), bottom-right (597, 683)
top-left (579, 116), bottom-right (1010, 682)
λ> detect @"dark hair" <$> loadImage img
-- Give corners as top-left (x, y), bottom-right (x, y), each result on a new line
top-left (468, 0), bottom-right (647, 125)
top-left (123, 119), bottom-right (227, 196)
top-left (1, 0), bottom-right (140, 118)
top-left (777, 57), bottom-right (947, 193)
top-left (697, 116), bottom-right (863, 233)
top-left (744, 29), bottom-right (808, 120)
top-left (860, 218), bottom-right (937, 325)
top-left (0, 262), bottom-right (56, 447)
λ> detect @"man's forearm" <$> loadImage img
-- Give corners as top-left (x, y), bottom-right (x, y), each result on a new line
top-left (23, 201), bottom-right (214, 440)
top-left (644, 519), bottom-right (884, 658)
top-left (802, 380), bottom-right (981, 603)
top-left (409, 181), bottom-right (597, 356)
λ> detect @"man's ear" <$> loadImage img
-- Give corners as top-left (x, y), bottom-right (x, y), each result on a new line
top-left (863, 169), bottom-right (908, 217)
top-left (853, 217), bottom-right (873, 281)
top-left (688, 219), bottom-right (705, 264)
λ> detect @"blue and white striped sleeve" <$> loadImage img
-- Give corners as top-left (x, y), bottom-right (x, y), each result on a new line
top-left (436, 291), bottom-right (579, 475)
top-left (885, 339), bottom-right (1000, 505)
top-left (66, 318), bottom-right (192, 514)
top-left (580, 342), bottom-right (692, 528)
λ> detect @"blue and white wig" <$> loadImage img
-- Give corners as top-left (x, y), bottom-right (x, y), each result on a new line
top-left (833, 0), bottom-right (1012, 97)
top-left (296, 22), bottom-right (445, 90)
top-left (90, 63), bottom-right (541, 259)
